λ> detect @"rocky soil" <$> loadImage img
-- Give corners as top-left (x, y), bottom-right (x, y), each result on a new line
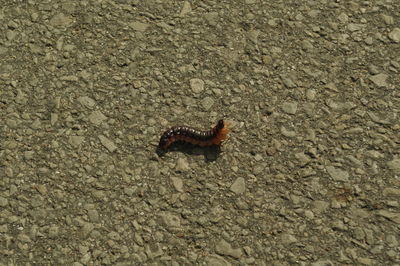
top-left (1, 0), bottom-right (399, 265)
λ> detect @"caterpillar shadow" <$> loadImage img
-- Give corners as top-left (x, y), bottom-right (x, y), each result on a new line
top-left (156, 142), bottom-right (221, 162)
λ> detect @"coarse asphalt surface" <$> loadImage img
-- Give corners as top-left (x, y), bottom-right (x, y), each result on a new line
top-left (1, 1), bottom-right (400, 265)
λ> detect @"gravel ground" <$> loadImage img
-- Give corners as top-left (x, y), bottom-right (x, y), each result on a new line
top-left (1, 0), bottom-right (400, 265)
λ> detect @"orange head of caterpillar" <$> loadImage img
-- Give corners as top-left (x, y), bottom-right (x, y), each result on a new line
top-left (212, 119), bottom-right (229, 145)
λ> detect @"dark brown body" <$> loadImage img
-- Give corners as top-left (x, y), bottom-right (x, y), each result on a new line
top-left (158, 120), bottom-right (227, 151)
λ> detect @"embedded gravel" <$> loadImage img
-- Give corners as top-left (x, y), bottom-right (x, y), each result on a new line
top-left (1, 0), bottom-right (400, 265)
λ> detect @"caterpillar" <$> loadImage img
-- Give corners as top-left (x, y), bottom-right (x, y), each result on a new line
top-left (157, 119), bottom-right (229, 152)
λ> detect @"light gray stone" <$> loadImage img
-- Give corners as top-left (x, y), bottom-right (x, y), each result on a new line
top-left (179, 1), bottom-right (192, 17)
top-left (326, 166), bottom-right (349, 182)
top-left (338, 13), bottom-right (348, 23)
top-left (170, 177), bottom-right (184, 192)
top-left (311, 260), bottom-right (334, 266)
top-left (98, 135), bottom-right (117, 152)
top-left (281, 233), bottom-right (297, 244)
top-left (383, 188), bottom-right (400, 197)
top-left (295, 152), bottom-right (310, 166)
top-left (230, 177), bottom-right (245, 194)
top-left (69, 136), bottom-right (85, 147)
top-left (387, 159), bottom-right (400, 174)
top-left (369, 73), bottom-right (388, 87)
top-left (130, 21), bottom-right (149, 32)
top-left (347, 23), bottom-right (364, 32)
top-left (49, 13), bottom-right (73, 27)
top-left (382, 14), bottom-right (394, 25)
top-left (190, 78), bottom-right (204, 93)
top-left (201, 97), bottom-right (214, 110)
top-left (175, 158), bottom-right (190, 172)
top-left (377, 210), bottom-right (400, 224)
top-left (159, 212), bottom-right (181, 227)
top-left (280, 75), bottom-right (296, 88)
top-left (204, 12), bottom-right (219, 26)
top-left (282, 102), bottom-right (298, 114)
top-left (215, 239), bottom-right (242, 259)
top-left (145, 243), bottom-right (163, 259)
top-left (388, 28), bottom-right (400, 43)
top-left (78, 96), bottom-right (96, 108)
top-left (204, 255), bottom-right (231, 266)
top-left (312, 200), bottom-right (329, 214)
top-left (89, 110), bottom-right (107, 125)
top-left (0, 196), bottom-right (8, 207)
top-left (280, 126), bottom-right (296, 138)
top-left (79, 223), bottom-right (94, 239)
